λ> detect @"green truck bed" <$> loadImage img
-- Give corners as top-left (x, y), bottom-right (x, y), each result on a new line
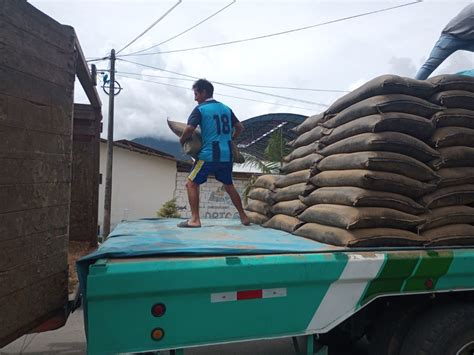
top-left (79, 219), bottom-right (474, 355)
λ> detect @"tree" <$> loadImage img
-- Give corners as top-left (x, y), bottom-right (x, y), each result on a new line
top-left (157, 198), bottom-right (181, 218)
top-left (264, 129), bottom-right (291, 163)
top-left (241, 128), bottom-right (293, 202)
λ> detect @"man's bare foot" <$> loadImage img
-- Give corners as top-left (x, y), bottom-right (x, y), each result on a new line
top-left (240, 213), bottom-right (250, 226)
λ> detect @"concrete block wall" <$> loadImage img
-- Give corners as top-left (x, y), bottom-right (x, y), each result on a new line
top-left (174, 172), bottom-right (248, 219)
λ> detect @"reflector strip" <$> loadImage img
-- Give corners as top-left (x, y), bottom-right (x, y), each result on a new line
top-left (211, 288), bottom-right (287, 303)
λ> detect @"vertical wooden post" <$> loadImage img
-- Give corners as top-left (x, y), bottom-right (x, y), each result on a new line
top-left (103, 49), bottom-right (116, 238)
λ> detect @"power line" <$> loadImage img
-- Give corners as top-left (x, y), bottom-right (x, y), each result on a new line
top-left (126, 0), bottom-right (236, 57)
top-left (86, 56), bottom-right (110, 63)
top-left (116, 0), bottom-right (183, 55)
top-left (118, 1), bottom-right (421, 57)
top-left (117, 58), bottom-right (329, 107)
top-left (116, 73), bottom-right (315, 111)
top-left (113, 70), bottom-right (349, 93)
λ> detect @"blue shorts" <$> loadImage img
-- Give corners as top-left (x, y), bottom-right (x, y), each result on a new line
top-left (188, 160), bottom-right (233, 185)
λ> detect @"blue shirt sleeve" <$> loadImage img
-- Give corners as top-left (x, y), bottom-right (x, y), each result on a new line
top-left (187, 107), bottom-right (201, 127)
top-left (230, 110), bottom-right (239, 127)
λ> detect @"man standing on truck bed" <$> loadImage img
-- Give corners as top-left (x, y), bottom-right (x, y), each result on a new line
top-left (178, 79), bottom-right (250, 228)
top-left (415, 3), bottom-right (474, 80)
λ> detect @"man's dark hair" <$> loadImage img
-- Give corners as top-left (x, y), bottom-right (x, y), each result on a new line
top-left (192, 79), bottom-right (214, 97)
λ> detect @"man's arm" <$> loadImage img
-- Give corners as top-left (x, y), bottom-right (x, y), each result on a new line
top-left (230, 109), bottom-right (243, 140)
top-left (232, 121), bottom-right (244, 140)
top-left (181, 107), bottom-right (200, 145)
top-left (180, 125), bottom-right (196, 145)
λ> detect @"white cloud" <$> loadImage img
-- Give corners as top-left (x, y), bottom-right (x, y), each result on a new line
top-left (30, 0), bottom-right (474, 141)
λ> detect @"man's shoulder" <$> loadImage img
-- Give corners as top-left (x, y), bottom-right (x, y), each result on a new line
top-left (198, 100), bottom-right (232, 111)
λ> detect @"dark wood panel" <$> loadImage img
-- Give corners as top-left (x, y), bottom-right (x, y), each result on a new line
top-left (0, 20), bottom-right (74, 71)
top-left (0, 125), bottom-right (72, 156)
top-left (0, 44), bottom-right (74, 89)
top-left (1, 0), bottom-right (74, 50)
top-left (0, 66), bottom-right (74, 109)
top-left (0, 230), bottom-right (67, 275)
top-left (0, 249), bottom-right (67, 299)
top-left (0, 94), bottom-right (72, 136)
top-left (0, 156), bottom-right (71, 185)
top-left (0, 205), bottom-right (69, 242)
top-left (0, 272), bottom-right (67, 347)
top-left (0, 182), bottom-right (70, 214)
top-left (69, 104), bottom-right (100, 244)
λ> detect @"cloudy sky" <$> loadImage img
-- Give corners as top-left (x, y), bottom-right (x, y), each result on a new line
top-left (30, 0), bottom-right (473, 141)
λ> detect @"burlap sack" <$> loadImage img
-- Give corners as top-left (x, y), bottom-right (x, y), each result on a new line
top-left (429, 127), bottom-right (474, 148)
top-left (253, 175), bottom-right (281, 191)
top-left (430, 90), bottom-right (474, 111)
top-left (418, 184), bottom-right (474, 209)
top-left (299, 204), bottom-right (424, 230)
top-left (289, 126), bottom-right (325, 149)
top-left (284, 143), bottom-right (325, 162)
top-left (428, 74), bottom-right (474, 92)
top-left (247, 211), bottom-right (269, 225)
top-left (433, 146), bottom-right (474, 169)
top-left (310, 170), bottom-right (437, 198)
top-left (432, 109), bottom-right (474, 129)
top-left (274, 183), bottom-right (308, 202)
top-left (275, 170), bottom-right (311, 188)
top-left (319, 112), bottom-right (434, 146)
top-left (295, 223), bottom-right (424, 247)
top-left (319, 132), bottom-right (440, 163)
top-left (263, 214), bottom-right (302, 233)
top-left (422, 224), bottom-right (474, 246)
top-left (418, 205), bottom-right (474, 231)
top-left (438, 167), bottom-right (474, 188)
top-left (321, 95), bottom-right (442, 129)
top-left (317, 151), bottom-right (439, 182)
top-left (167, 119), bottom-right (244, 163)
top-left (245, 198), bottom-right (271, 217)
top-left (281, 153), bottom-right (323, 174)
top-left (271, 200), bottom-right (307, 216)
top-left (248, 188), bottom-right (275, 204)
top-left (300, 186), bottom-right (426, 215)
top-left (291, 112), bottom-right (325, 135)
top-left (325, 75), bottom-right (436, 116)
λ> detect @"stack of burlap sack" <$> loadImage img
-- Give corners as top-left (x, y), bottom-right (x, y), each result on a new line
top-left (245, 175), bottom-right (280, 225)
top-left (418, 75), bottom-right (474, 245)
top-left (253, 74), bottom-right (474, 248)
top-left (292, 75), bottom-right (445, 247)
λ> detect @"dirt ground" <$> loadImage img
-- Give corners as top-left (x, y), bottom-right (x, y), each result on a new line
top-left (67, 241), bottom-right (97, 294)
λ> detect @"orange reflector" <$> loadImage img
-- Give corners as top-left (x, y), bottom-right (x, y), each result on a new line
top-left (151, 328), bottom-right (165, 341)
top-left (152, 303), bottom-right (166, 317)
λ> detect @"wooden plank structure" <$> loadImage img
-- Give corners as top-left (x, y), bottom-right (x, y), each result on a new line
top-left (0, 0), bottom-right (102, 346)
top-left (70, 104), bottom-right (101, 243)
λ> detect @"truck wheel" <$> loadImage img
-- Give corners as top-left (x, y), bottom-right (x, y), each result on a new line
top-left (368, 304), bottom-right (421, 355)
top-left (400, 303), bottom-right (474, 355)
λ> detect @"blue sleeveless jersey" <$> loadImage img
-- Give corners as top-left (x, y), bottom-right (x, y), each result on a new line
top-left (187, 100), bottom-right (237, 162)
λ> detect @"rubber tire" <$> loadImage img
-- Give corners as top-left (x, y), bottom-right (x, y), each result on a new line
top-left (368, 304), bottom-right (421, 355)
top-left (400, 302), bottom-right (474, 355)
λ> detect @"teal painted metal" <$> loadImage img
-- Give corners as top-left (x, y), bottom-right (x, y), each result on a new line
top-left (82, 219), bottom-right (474, 355)
top-left (86, 253), bottom-right (348, 355)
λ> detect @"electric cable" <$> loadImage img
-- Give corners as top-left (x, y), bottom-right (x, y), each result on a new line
top-left (118, 58), bottom-right (329, 107)
top-left (115, 73), bottom-right (316, 111)
top-left (113, 70), bottom-right (349, 92)
top-left (118, 1), bottom-right (421, 57)
top-left (126, 0), bottom-right (236, 56)
top-left (116, 0), bottom-right (182, 55)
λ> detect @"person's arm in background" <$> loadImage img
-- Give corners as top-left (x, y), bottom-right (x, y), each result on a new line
top-left (180, 107), bottom-right (201, 145)
top-left (230, 110), bottom-right (244, 140)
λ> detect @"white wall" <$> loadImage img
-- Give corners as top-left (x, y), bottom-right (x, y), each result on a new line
top-left (174, 172), bottom-right (248, 219)
top-left (98, 142), bottom-right (177, 234)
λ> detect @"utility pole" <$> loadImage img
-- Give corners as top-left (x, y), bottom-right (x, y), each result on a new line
top-left (103, 49), bottom-right (116, 239)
